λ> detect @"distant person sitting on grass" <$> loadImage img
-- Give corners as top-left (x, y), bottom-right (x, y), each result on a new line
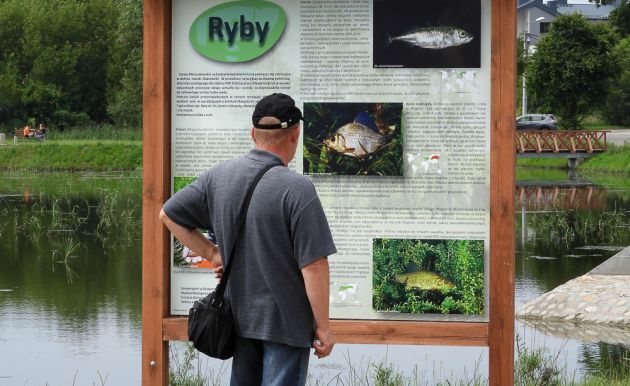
top-left (35, 127), bottom-right (46, 142)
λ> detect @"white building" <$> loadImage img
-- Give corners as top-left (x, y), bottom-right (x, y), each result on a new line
top-left (517, 0), bottom-right (620, 46)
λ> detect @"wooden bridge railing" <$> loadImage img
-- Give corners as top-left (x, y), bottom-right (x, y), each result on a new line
top-left (516, 130), bottom-right (607, 154)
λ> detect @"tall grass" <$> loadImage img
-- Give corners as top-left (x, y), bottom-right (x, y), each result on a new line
top-left (45, 124), bottom-right (142, 141)
top-left (169, 344), bottom-right (228, 386)
top-left (517, 145), bottom-right (630, 174)
top-left (167, 339), bottom-right (630, 386)
top-left (517, 158), bottom-right (570, 169)
top-left (0, 142), bottom-right (142, 171)
top-left (579, 144), bottom-right (630, 174)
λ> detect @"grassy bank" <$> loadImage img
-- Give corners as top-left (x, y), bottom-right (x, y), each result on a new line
top-left (517, 145), bottom-right (630, 174)
top-left (0, 141), bottom-right (142, 171)
top-left (169, 341), bottom-right (630, 386)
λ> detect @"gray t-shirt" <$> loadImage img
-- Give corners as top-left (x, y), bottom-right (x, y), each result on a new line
top-left (163, 149), bottom-right (337, 347)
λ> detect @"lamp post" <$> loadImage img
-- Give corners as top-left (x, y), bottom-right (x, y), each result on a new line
top-left (522, 14), bottom-right (545, 116)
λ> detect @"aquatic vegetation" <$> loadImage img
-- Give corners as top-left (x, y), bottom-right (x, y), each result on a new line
top-left (515, 335), bottom-right (564, 386)
top-left (95, 188), bottom-right (141, 247)
top-left (5, 183), bottom-right (141, 284)
top-left (527, 207), bottom-right (629, 249)
top-left (52, 238), bottom-right (80, 284)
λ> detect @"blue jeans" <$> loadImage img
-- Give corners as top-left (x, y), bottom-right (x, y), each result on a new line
top-left (230, 336), bottom-right (310, 386)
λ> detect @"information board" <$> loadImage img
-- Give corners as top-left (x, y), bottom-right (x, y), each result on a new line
top-left (169, 0), bottom-right (491, 323)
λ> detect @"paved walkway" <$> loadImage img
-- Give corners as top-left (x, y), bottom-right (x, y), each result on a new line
top-left (518, 246), bottom-right (630, 326)
top-left (607, 129), bottom-right (630, 146)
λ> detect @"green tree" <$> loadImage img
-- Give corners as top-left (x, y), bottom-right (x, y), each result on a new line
top-left (526, 14), bottom-right (616, 129)
top-left (0, 0), bottom-right (116, 126)
top-left (609, 0), bottom-right (630, 37)
top-left (107, 0), bottom-right (143, 127)
top-left (0, 0), bottom-right (142, 129)
top-left (602, 37), bottom-right (630, 126)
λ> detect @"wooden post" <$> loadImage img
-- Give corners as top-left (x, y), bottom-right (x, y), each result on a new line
top-left (489, 0), bottom-right (516, 384)
top-left (142, 0), bottom-right (171, 385)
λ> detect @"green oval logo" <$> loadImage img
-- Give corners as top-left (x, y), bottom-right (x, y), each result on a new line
top-left (189, 1), bottom-right (286, 63)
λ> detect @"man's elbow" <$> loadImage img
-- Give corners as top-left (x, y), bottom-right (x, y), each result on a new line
top-left (301, 257), bottom-right (329, 276)
top-left (159, 208), bottom-right (169, 224)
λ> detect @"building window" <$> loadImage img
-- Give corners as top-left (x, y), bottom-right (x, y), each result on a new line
top-left (540, 22), bottom-right (550, 34)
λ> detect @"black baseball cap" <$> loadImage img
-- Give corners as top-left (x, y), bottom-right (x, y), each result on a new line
top-left (252, 93), bottom-right (303, 130)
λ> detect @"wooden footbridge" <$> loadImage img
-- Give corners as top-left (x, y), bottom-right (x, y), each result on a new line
top-left (516, 130), bottom-right (607, 155)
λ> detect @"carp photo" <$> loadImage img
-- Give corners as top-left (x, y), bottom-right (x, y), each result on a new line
top-left (373, 0), bottom-right (481, 68)
top-left (303, 102), bottom-right (403, 176)
top-left (373, 238), bottom-right (485, 316)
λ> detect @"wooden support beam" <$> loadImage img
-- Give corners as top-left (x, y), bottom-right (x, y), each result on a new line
top-left (162, 317), bottom-right (489, 346)
top-left (489, 0), bottom-right (516, 383)
top-left (142, 1), bottom-right (171, 385)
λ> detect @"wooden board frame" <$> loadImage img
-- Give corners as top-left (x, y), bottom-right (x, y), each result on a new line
top-left (142, 0), bottom-right (515, 384)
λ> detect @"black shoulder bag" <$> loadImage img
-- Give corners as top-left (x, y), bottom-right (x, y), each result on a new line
top-left (187, 163), bottom-right (278, 359)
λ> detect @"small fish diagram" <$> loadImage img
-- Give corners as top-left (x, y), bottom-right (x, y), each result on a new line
top-left (407, 152), bottom-right (442, 175)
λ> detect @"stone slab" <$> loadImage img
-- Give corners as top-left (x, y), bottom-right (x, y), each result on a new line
top-left (589, 246), bottom-right (630, 275)
top-left (519, 273), bottom-right (630, 327)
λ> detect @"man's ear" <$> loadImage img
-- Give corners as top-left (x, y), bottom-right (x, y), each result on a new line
top-left (291, 125), bottom-right (300, 143)
top-left (250, 127), bottom-right (257, 143)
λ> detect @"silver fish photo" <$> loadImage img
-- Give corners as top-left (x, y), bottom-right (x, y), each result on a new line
top-left (373, 0), bottom-right (481, 68)
top-left (303, 102), bottom-right (403, 176)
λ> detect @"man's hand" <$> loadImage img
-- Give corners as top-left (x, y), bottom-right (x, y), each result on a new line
top-left (213, 265), bottom-right (224, 282)
top-left (302, 257), bottom-right (334, 359)
top-left (312, 326), bottom-right (335, 359)
top-left (159, 209), bottom-right (223, 267)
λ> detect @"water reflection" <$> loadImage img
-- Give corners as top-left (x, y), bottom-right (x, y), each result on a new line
top-left (1, 171), bottom-right (629, 383)
top-left (515, 173), bottom-right (630, 378)
top-left (0, 172), bottom-right (142, 385)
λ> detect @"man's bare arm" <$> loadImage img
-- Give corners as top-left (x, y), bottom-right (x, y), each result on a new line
top-left (302, 257), bottom-right (335, 358)
top-left (159, 209), bottom-right (222, 266)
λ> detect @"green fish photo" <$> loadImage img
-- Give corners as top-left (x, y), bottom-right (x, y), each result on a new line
top-left (303, 102), bottom-right (403, 176)
top-left (372, 238), bottom-right (485, 315)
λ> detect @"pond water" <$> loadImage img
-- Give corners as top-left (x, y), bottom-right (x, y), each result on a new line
top-left (0, 170), bottom-right (629, 384)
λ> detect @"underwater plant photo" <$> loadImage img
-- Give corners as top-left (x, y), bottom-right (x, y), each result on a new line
top-left (372, 238), bottom-right (485, 316)
top-left (303, 102), bottom-right (404, 176)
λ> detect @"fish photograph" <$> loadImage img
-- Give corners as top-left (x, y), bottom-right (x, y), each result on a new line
top-left (303, 102), bottom-right (403, 176)
top-left (373, 238), bottom-right (484, 315)
top-left (373, 0), bottom-right (481, 68)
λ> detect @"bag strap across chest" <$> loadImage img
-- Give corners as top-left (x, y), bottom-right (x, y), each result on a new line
top-left (211, 162), bottom-right (279, 305)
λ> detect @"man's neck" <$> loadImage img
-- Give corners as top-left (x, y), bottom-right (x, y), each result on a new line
top-left (255, 144), bottom-right (290, 166)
